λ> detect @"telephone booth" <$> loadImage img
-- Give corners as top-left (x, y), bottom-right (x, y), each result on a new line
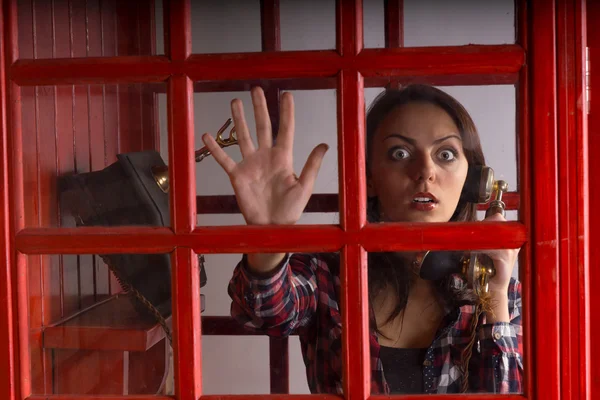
top-left (0, 0), bottom-right (595, 400)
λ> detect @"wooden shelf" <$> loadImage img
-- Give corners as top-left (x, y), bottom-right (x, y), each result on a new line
top-left (43, 294), bottom-right (170, 352)
top-left (42, 292), bottom-right (286, 353)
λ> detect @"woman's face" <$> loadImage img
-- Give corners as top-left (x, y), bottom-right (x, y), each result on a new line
top-left (368, 101), bottom-right (469, 223)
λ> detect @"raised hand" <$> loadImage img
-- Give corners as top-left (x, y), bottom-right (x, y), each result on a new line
top-left (201, 87), bottom-right (329, 226)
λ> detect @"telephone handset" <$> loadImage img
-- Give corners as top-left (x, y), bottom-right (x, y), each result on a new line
top-left (418, 165), bottom-right (509, 295)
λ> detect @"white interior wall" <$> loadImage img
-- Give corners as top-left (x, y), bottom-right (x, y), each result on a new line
top-left (157, 0), bottom-right (516, 394)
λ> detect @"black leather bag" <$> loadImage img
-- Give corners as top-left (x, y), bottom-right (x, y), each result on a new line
top-left (59, 150), bottom-right (206, 344)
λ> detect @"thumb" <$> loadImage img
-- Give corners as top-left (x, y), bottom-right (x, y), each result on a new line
top-left (298, 143), bottom-right (329, 190)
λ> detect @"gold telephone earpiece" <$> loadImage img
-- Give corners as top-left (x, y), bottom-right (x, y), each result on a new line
top-left (151, 118), bottom-right (239, 193)
top-left (463, 166), bottom-right (508, 295)
top-left (418, 166), bottom-right (509, 295)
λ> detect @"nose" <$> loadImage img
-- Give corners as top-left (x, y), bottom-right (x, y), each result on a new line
top-left (410, 154), bottom-right (435, 182)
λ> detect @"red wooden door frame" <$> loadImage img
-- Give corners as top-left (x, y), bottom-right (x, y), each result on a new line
top-left (0, 0), bottom-right (591, 399)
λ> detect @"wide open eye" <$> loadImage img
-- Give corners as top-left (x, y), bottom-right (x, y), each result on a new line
top-left (438, 149), bottom-right (457, 162)
top-left (389, 147), bottom-right (410, 161)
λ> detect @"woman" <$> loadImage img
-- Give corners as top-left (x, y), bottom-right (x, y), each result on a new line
top-left (201, 84), bottom-right (523, 394)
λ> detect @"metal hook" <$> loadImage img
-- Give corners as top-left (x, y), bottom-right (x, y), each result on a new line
top-left (152, 118), bottom-right (239, 193)
top-left (194, 118), bottom-right (239, 162)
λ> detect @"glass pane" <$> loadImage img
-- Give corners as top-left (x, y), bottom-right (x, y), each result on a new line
top-left (156, 80), bottom-right (339, 226)
top-left (191, 0), bottom-right (262, 54)
top-left (28, 252), bottom-right (175, 396)
top-left (280, 0), bottom-right (336, 51)
top-left (21, 83), bottom-right (169, 228)
top-left (18, 0), bottom-right (164, 59)
top-left (367, 248), bottom-right (524, 394)
top-left (196, 251), bottom-right (339, 394)
top-left (364, 0), bottom-right (515, 48)
top-left (364, 84), bottom-right (518, 224)
top-left (189, 0), bottom-right (336, 54)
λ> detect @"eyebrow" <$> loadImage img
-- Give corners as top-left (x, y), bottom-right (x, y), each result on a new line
top-left (383, 133), bottom-right (462, 145)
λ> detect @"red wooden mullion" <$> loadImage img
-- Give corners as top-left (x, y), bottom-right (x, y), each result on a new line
top-left (259, 0), bottom-right (290, 394)
top-left (168, 74), bottom-right (195, 232)
top-left (530, 1), bottom-right (560, 399)
top-left (171, 247), bottom-right (202, 400)
top-left (158, 74), bottom-right (521, 95)
top-left (10, 55), bottom-right (172, 84)
top-left (337, 0), bottom-right (368, 398)
top-left (515, 0), bottom-right (533, 396)
top-left (384, 0), bottom-right (403, 89)
top-left (260, 0), bottom-right (280, 52)
top-left (370, 396), bottom-right (525, 400)
top-left (268, 338), bottom-right (289, 394)
top-left (201, 396), bottom-right (340, 400)
top-left (9, 44), bottom-right (526, 86)
top-left (341, 245), bottom-right (370, 399)
top-left (16, 222), bottom-right (527, 255)
top-left (356, 45), bottom-right (525, 78)
top-left (166, 1), bottom-right (201, 400)
top-left (26, 396), bottom-right (173, 400)
top-left (384, 0), bottom-right (403, 49)
top-left (557, 1), bottom-right (578, 396)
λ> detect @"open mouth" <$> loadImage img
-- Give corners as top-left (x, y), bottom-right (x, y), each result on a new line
top-left (413, 197), bottom-right (436, 204)
top-left (412, 192), bottom-right (438, 204)
top-left (411, 192), bottom-right (438, 211)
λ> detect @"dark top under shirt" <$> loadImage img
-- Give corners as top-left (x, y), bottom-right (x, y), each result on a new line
top-left (379, 346), bottom-right (428, 394)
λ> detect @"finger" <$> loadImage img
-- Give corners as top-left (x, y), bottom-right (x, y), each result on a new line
top-left (231, 98), bottom-right (256, 157)
top-left (251, 87), bottom-right (273, 149)
top-left (275, 92), bottom-right (295, 153)
top-left (298, 143), bottom-right (329, 190)
top-left (202, 133), bottom-right (237, 174)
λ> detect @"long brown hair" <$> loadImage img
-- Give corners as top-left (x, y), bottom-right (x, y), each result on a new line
top-left (366, 84), bottom-right (485, 328)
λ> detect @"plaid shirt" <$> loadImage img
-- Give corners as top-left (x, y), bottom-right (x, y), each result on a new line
top-left (229, 253), bottom-right (523, 394)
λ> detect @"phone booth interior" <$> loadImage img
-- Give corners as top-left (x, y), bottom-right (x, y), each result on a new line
top-left (0, 1), bottom-right (591, 400)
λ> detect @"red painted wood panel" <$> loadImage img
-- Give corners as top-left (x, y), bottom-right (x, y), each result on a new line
top-left (53, 349), bottom-right (126, 394)
top-left (17, 0), bottom-right (50, 393)
top-left (85, 0), bottom-right (111, 301)
top-left (13, 0), bottom-right (160, 394)
top-left (128, 340), bottom-right (169, 394)
top-left (588, 1), bottom-right (599, 399)
top-left (99, 0), bottom-right (121, 295)
top-left (53, 0), bottom-right (78, 320)
top-left (0, 0), bottom-right (17, 398)
top-left (556, 2), bottom-right (590, 400)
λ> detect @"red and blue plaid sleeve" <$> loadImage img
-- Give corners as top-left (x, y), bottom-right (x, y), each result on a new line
top-left (228, 253), bottom-right (319, 337)
top-left (471, 278), bottom-right (523, 393)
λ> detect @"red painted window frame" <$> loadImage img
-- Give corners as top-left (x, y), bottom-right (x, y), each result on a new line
top-left (0, 0), bottom-right (590, 400)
